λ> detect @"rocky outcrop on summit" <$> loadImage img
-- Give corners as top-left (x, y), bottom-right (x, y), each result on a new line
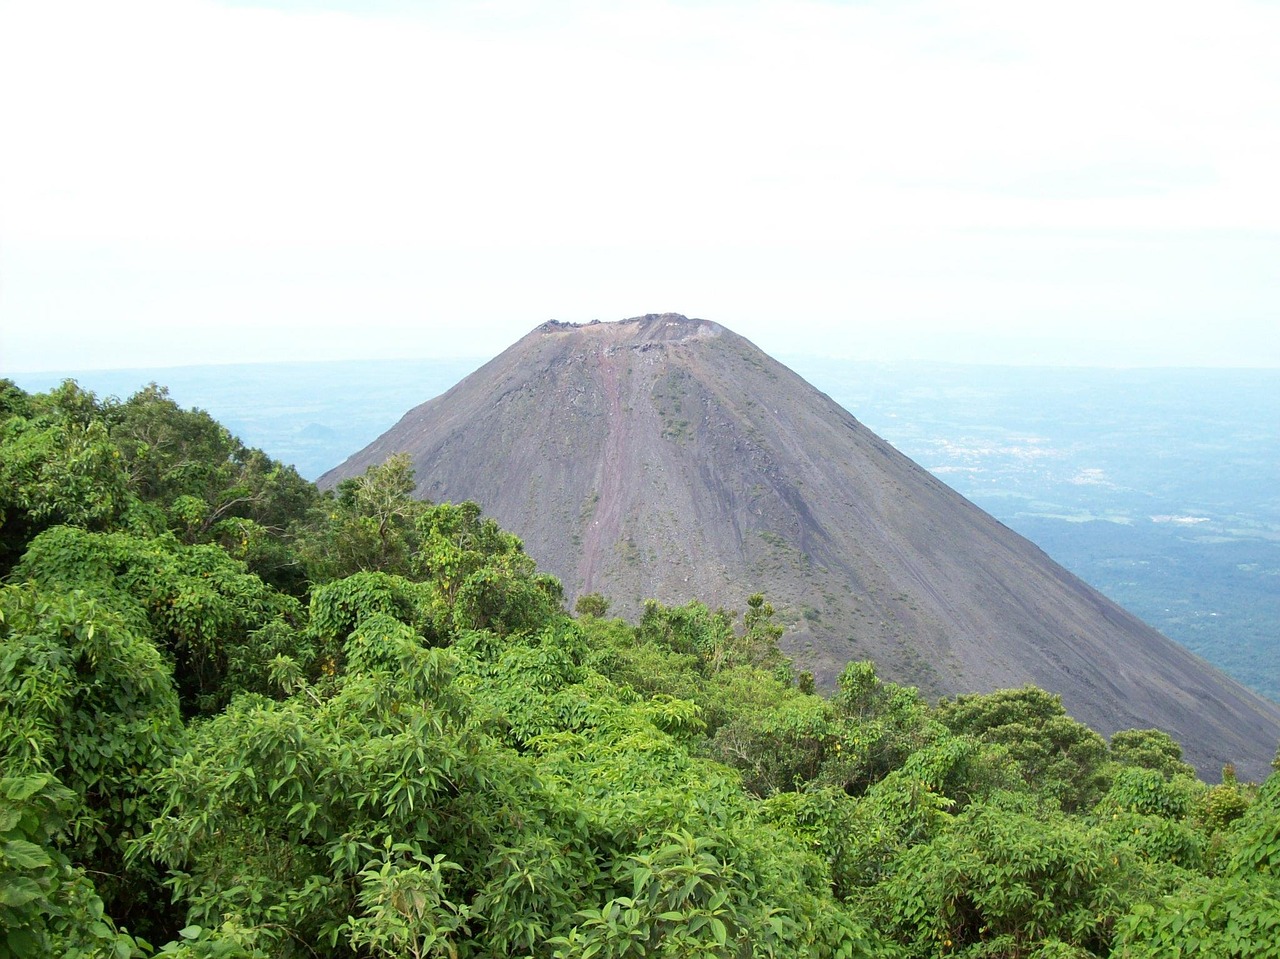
top-left (323, 314), bottom-right (1280, 780)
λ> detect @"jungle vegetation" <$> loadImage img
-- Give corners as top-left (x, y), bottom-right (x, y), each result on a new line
top-left (2, 379), bottom-right (1278, 958)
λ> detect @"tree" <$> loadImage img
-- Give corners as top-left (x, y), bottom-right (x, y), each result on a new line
top-left (574, 593), bottom-right (610, 618)
top-left (1109, 728), bottom-right (1197, 781)
top-left (636, 595), bottom-right (788, 677)
top-left (821, 660), bottom-right (941, 797)
top-left (0, 584), bottom-right (183, 933)
top-left (708, 689), bottom-right (832, 796)
top-left (107, 385), bottom-right (317, 594)
top-left (0, 774), bottom-right (144, 958)
top-left (869, 796), bottom-right (1144, 958)
top-left (14, 526), bottom-right (303, 715)
top-left (1113, 769), bottom-right (1280, 958)
top-left (0, 382), bottom-right (131, 573)
top-left (937, 686), bottom-right (1109, 811)
top-left (637, 598), bottom-right (734, 665)
top-left (297, 455), bottom-right (428, 581)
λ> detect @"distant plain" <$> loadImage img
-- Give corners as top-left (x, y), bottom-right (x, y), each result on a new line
top-left (15, 358), bottom-right (1278, 703)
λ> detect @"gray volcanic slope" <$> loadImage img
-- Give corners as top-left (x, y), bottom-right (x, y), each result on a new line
top-left (323, 314), bottom-right (1280, 780)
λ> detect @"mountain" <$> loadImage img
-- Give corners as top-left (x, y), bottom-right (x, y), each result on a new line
top-left (322, 314), bottom-right (1280, 780)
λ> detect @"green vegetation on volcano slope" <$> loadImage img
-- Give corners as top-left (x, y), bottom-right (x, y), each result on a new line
top-left (2, 378), bottom-right (1279, 959)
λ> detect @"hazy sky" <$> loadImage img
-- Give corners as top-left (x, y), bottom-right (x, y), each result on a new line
top-left (2, 0), bottom-right (1278, 373)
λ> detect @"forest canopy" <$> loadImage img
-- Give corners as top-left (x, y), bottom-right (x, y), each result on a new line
top-left (2, 378), bottom-right (1278, 958)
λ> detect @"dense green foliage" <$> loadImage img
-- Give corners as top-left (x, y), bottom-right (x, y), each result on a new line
top-left (2, 378), bottom-right (1278, 957)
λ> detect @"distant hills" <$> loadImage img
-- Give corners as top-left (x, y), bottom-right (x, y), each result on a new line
top-left (796, 359), bottom-right (1280, 704)
top-left (323, 314), bottom-right (1280, 780)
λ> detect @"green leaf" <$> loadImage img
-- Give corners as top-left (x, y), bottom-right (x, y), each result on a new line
top-left (1, 839), bottom-right (51, 870)
top-left (2, 777), bottom-right (48, 803)
top-left (5, 927), bottom-right (40, 957)
top-left (710, 916), bottom-right (727, 945)
top-left (0, 877), bottom-right (43, 907)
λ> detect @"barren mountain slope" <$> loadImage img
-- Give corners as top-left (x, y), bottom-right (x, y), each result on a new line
top-left (323, 314), bottom-right (1280, 780)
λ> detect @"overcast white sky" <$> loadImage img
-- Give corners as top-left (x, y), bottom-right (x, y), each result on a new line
top-left (2, 0), bottom-right (1278, 372)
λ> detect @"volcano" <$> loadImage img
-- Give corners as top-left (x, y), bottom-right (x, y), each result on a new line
top-left (323, 314), bottom-right (1280, 779)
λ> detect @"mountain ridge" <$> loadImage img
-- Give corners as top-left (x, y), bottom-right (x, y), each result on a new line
top-left (322, 314), bottom-right (1280, 779)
